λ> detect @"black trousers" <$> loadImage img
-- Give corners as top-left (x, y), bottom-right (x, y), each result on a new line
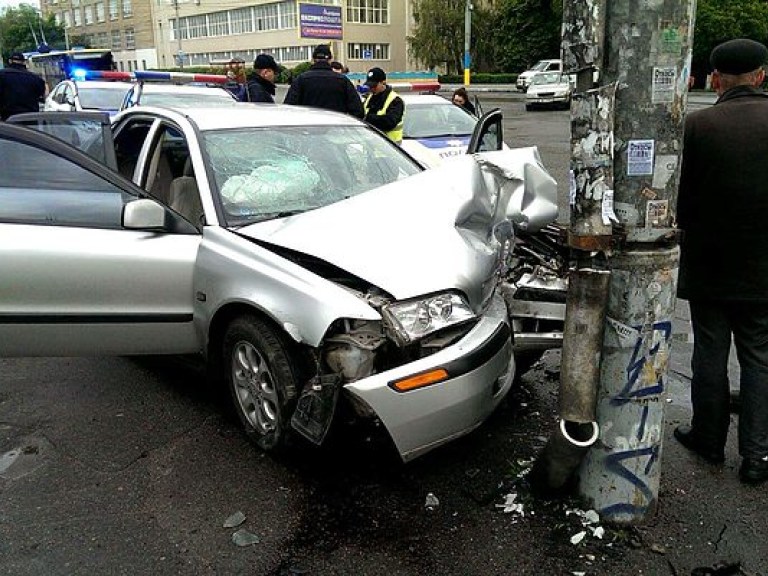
top-left (689, 300), bottom-right (768, 459)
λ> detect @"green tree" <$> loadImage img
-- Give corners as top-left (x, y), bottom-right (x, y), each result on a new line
top-left (493, 0), bottom-right (562, 72)
top-left (692, 0), bottom-right (768, 83)
top-left (0, 4), bottom-right (66, 61)
top-left (407, 0), bottom-right (498, 74)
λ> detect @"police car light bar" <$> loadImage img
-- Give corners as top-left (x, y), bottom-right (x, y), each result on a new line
top-left (75, 69), bottom-right (228, 84)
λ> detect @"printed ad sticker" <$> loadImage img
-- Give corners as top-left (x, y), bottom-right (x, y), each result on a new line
top-left (628, 140), bottom-right (655, 176)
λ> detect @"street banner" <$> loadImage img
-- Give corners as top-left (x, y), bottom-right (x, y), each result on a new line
top-left (298, 3), bottom-right (343, 40)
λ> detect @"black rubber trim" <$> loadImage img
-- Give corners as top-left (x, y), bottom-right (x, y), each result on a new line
top-left (388, 322), bottom-right (511, 392)
top-left (0, 313), bottom-right (193, 325)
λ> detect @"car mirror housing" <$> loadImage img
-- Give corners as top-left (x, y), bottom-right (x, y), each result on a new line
top-left (122, 198), bottom-right (167, 230)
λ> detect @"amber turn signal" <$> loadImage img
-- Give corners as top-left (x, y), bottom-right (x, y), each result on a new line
top-left (391, 368), bottom-right (449, 392)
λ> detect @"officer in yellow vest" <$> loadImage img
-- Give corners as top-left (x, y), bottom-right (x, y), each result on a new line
top-left (362, 67), bottom-right (405, 144)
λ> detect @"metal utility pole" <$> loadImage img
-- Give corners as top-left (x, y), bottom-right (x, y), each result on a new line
top-left (564, 0), bottom-right (697, 524)
top-left (463, 0), bottom-right (472, 86)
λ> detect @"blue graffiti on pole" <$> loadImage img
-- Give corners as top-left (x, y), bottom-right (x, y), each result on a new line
top-left (610, 320), bottom-right (672, 406)
top-left (601, 444), bottom-right (661, 517)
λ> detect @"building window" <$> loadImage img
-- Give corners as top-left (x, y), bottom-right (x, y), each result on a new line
top-left (54, 12), bottom-right (62, 25)
top-left (347, 42), bottom-right (390, 61)
top-left (347, 0), bottom-right (388, 24)
top-left (122, 0), bottom-right (132, 17)
top-left (111, 29), bottom-right (122, 50)
top-left (229, 7), bottom-right (252, 34)
top-left (72, 0), bottom-right (80, 6)
top-left (73, 7), bottom-right (82, 26)
top-left (109, 0), bottom-right (118, 20)
top-left (124, 27), bottom-right (135, 49)
top-left (63, 10), bottom-right (72, 27)
top-left (186, 14), bottom-right (207, 39)
top-left (84, 5), bottom-right (93, 24)
top-left (254, 3), bottom-right (278, 31)
top-left (208, 11), bottom-right (229, 37)
top-left (96, 2), bottom-right (105, 22)
top-left (278, 0), bottom-right (296, 28)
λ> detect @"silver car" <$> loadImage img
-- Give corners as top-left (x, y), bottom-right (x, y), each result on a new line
top-left (0, 104), bottom-right (556, 461)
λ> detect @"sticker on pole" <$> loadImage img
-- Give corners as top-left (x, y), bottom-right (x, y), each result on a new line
top-left (627, 140), bottom-right (654, 176)
top-left (652, 67), bottom-right (676, 104)
top-left (601, 189), bottom-right (619, 225)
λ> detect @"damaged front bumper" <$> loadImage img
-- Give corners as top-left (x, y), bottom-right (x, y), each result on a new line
top-left (343, 294), bottom-right (514, 462)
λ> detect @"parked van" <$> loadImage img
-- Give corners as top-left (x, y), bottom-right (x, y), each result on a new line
top-left (516, 59), bottom-right (562, 92)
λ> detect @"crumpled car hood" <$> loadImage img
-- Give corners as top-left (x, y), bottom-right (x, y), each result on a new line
top-left (238, 147), bottom-right (557, 309)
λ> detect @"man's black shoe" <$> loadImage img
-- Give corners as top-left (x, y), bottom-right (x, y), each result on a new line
top-left (740, 457), bottom-right (768, 484)
top-left (673, 425), bottom-right (725, 464)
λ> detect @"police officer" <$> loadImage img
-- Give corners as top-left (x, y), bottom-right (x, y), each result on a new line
top-left (362, 67), bottom-right (405, 144)
top-left (284, 44), bottom-right (364, 119)
top-left (0, 52), bottom-right (47, 120)
top-left (675, 38), bottom-right (768, 484)
top-left (246, 54), bottom-right (281, 103)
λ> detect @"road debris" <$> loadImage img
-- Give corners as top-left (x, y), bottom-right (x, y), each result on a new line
top-left (232, 529), bottom-right (260, 547)
top-left (496, 493), bottom-right (525, 516)
top-left (425, 492), bottom-right (440, 511)
top-left (566, 508), bottom-right (604, 544)
top-left (223, 511), bottom-right (246, 528)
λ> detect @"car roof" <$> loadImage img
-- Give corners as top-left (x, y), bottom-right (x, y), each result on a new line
top-left (74, 80), bottom-right (134, 89)
top-left (399, 93), bottom-right (451, 105)
top-left (120, 103), bottom-right (367, 131)
top-left (137, 83), bottom-right (232, 95)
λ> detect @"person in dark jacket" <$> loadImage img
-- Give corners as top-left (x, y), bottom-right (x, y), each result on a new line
top-left (283, 45), bottom-right (364, 119)
top-left (362, 67), bottom-right (404, 144)
top-left (451, 87), bottom-right (476, 115)
top-left (224, 71), bottom-right (247, 101)
top-left (675, 38), bottom-right (768, 485)
top-left (246, 54), bottom-right (281, 103)
top-left (0, 52), bottom-right (47, 120)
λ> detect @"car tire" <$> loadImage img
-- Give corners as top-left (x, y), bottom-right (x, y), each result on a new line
top-left (525, 104), bottom-right (533, 111)
top-left (223, 315), bottom-right (299, 452)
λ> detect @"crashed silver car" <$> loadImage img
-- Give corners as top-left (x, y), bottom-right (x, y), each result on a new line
top-left (0, 105), bottom-right (556, 461)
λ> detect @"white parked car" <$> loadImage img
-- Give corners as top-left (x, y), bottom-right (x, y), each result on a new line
top-left (516, 59), bottom-right (563, 92)
top-left (525, 72), bottom-right (573, 111)
top-left (0, 104), bottom-right (557, 462)
top-left (44, 80), bottom-right (133, 119)
top-left (400, 93), bottom-right (506, 169)
top-left (120, 83), bottom-right (237, 111)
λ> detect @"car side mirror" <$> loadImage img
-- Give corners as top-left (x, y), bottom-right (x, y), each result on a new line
top-left (122, 198), bottom-right (166, 230)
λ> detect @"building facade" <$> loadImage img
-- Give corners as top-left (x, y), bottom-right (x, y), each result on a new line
top-left (43, 0), bottom-right (421, 73)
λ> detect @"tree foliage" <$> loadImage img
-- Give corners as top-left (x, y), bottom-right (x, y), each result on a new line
top-left (0, 4), bottom-right (66, 61)
top-left (493, 0), bottom-right (562, 72)
top-left (407, 0), bottom-right (498, 74)
top-left (691, 0), bottom-right (768, 82)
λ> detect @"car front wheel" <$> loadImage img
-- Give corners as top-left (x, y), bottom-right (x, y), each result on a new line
top-left (223, 315), bottom-right (298, 452)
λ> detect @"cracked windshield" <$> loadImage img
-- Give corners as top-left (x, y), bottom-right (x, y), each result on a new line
top-left (203, 125), bottom-right (421, 226)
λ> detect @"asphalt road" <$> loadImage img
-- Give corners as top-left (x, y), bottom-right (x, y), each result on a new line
top-left (2, 91), bottom-right (764, 576)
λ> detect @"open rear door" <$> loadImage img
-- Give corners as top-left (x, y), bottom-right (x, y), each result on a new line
top-left (6, 111), bottom-right (117, 171)
top-left (467, 108), bottom-right (504, 154)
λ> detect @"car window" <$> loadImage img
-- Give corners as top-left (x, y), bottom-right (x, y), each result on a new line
top-left (403, 103), bottom-right (478, 139)
top-left (114, 119), bottom-right (153, 179)
top-left (78, 87), bottom-right (129, 111)
top-left (202, 125), bottom-right (421, 226)
top-left (0, 136), bottom-right (130, 228)
top-left (531, 73), bottom-right (562, 85)
top-left (140, 90), bottom-right (235, 107)
top-left (532, 61), bottom-right (549, 71)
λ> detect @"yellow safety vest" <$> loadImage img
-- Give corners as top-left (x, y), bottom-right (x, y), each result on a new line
top-left (363, 88), bottom-right (404, 144)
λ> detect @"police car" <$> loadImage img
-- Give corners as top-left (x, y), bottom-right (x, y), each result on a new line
top-left (44, 79), bottom-right (133, 119)
top-left (400, 93), bottom-right (507, 169)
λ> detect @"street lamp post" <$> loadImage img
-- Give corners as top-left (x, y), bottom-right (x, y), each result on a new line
top-left (463, 0), bottom-right (471, 85)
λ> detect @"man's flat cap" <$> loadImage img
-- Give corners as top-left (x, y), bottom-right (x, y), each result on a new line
top-left (312, 44), bottom-right (332, 60)
top-left (254, 53), bottom-right (280, 72)
top-left (9, 52), bottom-right (26, 63)
top-left (710, 38), bottom-right (768, 74)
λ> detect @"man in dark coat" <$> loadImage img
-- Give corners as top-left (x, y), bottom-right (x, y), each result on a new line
top-left (0, 52), bottom-right (47, 120)
top-left (283, 44), bottom-right (364, 119)
top-left (675, 38), bottom-right (768, 484)
top-left (246, 53), bottom-right (281, 103)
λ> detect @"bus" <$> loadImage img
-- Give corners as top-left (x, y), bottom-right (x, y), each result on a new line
top-left (27, 49), bottom-right (115, 87)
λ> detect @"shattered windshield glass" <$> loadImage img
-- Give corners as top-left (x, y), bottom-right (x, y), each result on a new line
top-left (202, 125), bottom-right (421, 226)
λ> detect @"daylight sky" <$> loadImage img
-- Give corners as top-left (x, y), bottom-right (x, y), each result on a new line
top-left (0, 0), bottom-right (39, 11)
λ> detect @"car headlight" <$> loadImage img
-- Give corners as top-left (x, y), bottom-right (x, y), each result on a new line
top-left (382, 292), bottom-right (476, 346)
